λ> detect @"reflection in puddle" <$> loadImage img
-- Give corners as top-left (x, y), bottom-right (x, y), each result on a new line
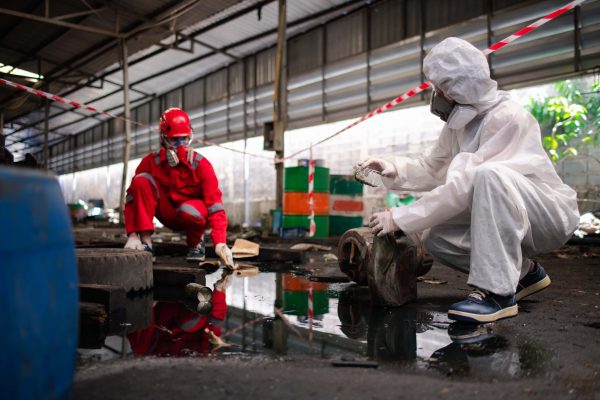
top-left (79, 269), bottom-right (551, 378)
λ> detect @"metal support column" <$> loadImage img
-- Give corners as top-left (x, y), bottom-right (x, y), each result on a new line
top-left (273, 0), bottom-right (287, 210)
top-left (243, 60), bottom-right (250, 227)
top-left (119, 39), bottom-right (132, 225)
top-left (43, 98), bottom-right (50, 170)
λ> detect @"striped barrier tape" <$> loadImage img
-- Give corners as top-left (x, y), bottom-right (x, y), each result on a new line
top-left (308, 148), bottom-right (316, 237)
top-left (275, 0), bottom-right (586, 163)
top-left (0, 0), bottom-right (585, 162)
top-left (308, 286), bottom-right (314, 349)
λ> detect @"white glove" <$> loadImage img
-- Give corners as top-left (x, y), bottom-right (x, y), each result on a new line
top-left (369, 210), bottom-right (400, 237)
top-left (357, 158), bottom-right (397, 178)
top-left (124, 234), bottom-right (145, 250)
top-left (214, 270), bottom-right (233, 292)
top-left (215, 243), bottom-right (235, 269)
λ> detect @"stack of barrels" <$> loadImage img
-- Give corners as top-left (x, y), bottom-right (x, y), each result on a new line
top-left (282, 165), bottom-right (330, 237)
top-left (329, 175), bottom-right (364, 236)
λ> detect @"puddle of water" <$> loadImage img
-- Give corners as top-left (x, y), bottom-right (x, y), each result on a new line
top-left (78, 267), bottom-right (552, 379)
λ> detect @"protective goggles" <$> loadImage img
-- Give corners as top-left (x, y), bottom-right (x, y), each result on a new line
top-left (163, 135), bottom-right (191, 148)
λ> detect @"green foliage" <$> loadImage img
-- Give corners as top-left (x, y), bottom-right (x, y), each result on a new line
top-left (527, 78), bottom-right (600, 162)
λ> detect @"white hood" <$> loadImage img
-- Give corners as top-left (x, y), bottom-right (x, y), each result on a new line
top-left (423, 37), bottom-right (506, 113)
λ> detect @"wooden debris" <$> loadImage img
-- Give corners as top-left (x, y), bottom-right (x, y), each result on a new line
top-left (234, 266), bottom-right (259, 277)
top-left (205, 328), bottom-right (231, 349)
top-left (331, 357), bottom-right (378, 368)
top-left (417, 277), bottom-right (448, 285)
top-left (290, 243), bottom-right (332, 251)
top-left (323, 253), bottom-right (338, 262)
top-left (232, 238), bottom-right (260, 258)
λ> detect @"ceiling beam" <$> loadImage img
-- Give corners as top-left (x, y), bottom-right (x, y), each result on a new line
top-left (0, 7), bottom-right (125, 38)
top-left (4, 0), bottom-right (370, 143)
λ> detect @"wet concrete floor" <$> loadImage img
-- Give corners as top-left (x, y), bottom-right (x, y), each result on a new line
top-left (73, 245), bottom-right (600, 399)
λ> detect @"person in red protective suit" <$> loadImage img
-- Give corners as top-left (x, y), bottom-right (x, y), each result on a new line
top-left (128, 272), bottom-right (231, 356)
top-left (123, 108), bottom-right (234, 265)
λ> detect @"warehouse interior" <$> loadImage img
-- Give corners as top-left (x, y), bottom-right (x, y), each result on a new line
top-left (1, 0), bottom-right (600, 399)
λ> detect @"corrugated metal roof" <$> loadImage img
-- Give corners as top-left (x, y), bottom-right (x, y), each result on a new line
top-left (2, 0), bottom-right (364, 157)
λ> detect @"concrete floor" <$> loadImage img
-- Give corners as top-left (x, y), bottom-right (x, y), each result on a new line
top-left (72, 245), bottom-right (600, 399)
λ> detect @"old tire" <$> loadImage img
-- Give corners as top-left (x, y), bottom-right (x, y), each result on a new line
top-left (77, 248), bottom-right (153, 292)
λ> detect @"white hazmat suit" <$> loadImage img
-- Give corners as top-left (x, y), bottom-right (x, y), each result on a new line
top-left (379, 37), bottom-right (579, 295)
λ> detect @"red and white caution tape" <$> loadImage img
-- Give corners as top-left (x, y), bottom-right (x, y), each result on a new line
top-left (0, 78), bottom-right (147, 128)
top-left (308, 286), bottom-right (314, 349)
top-left (482, 0), bottom-right (585, 55)
top-left (0, 0), bottom-right (584, 161)
top-left (276, 0), bottom-right (585, 163)
top-left (307, 147), bottom-right (316, 238)
top-left (221, 314), bottom-right (268, 338)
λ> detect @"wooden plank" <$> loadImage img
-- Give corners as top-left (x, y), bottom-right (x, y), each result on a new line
top-left (153, 265), bottom-right (206, 287)
top-left (79, 284), bottom-right (126, 312)
top-left (79, 284), bottom-right (127, 334)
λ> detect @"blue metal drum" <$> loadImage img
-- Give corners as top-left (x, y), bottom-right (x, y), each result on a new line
top-left (0, 167), bottom-right (78, 399)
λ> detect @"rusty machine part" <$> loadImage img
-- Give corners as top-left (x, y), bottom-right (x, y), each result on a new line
top-left (338, 227), bottom-right (374, 285)
top-left (338, 228), bottom-right (433, 306)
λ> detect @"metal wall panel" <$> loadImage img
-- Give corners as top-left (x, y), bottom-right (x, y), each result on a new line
top-left (256, 47), bottom-right (276, 87)
top-left (326, 10), bottom-right (366, 63)
top-left (46, 0), bottom-right (598, 175)
top-left (288, 28), bottom-right (324, 77)
top-left (206, 69), bottom-right (228, 102)
top-left (369, 37), bottom-right (422, 104)
top-left (370, 0), bottom-right (405, 49)
top-left (184, 79), bottom-right (205, 111)
top-left (228, 62), bottom-right (244, 94)
top-left (492, 0), bottom-right (576, 86)
top-left (287, 69), bottom-right (325, 128)
top-left (163, 88), bottom-right (183, 109)
top-left (424, 0), bottom-right (486, 32)
top-left (581, 0), bottom-right (600, 70)
top-left (325, 53), bottom-right (368, 121)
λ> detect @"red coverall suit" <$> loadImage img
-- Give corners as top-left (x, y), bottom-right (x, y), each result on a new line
top-left (124, 146), bottom-right (227, 247)
top-left (127, 290), bottom-right (227, 356)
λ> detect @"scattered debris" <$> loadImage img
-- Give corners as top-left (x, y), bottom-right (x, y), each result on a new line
top-left (417, 277), bottom-right (448, 285)
top-left (205, 328), bottom-right (232, 349)
top-left (331, 356), bottom-right (378, 368)
top-left (290, 243), bottom-right (332, 251)
top-left (574, 211), bottom-right (600, 238)
top-left (232, 238), bottom-right (260, 258)
top-left (323, 253), bottom-right (338, 262)
top-left (234, 267), bottom-right (259, 277)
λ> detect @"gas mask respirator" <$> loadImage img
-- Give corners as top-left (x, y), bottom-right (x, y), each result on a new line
top-left (162, 135), bottom-right (193, 167)
top-left (430, 91), bottom-right (477, 130)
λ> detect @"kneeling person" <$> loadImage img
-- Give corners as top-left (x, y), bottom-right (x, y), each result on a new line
top-left (123, 107), bottom-right (233, 267)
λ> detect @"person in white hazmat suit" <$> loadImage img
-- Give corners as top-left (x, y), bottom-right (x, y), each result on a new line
top-left (357, 37), bottom-right (579, 323)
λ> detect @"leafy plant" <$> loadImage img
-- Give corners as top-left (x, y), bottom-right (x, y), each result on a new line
top-left (527, 78), bottom-right (600, 162)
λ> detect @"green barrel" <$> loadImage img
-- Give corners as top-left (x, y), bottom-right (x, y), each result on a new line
top-left (329, 215), bottom-right (364, 235)
top-left (283, 166), bottom-right (330, 237)
top-left (283, 290), bottom-right (329, 316)
top-left (329, 175), bottom-right (364, 236)
top-left (282, 214), bottom-right (329, 238)
top-left (330, 175), bottom-right (363, 195)
top-left (284, 166), bottom-right (329, 193)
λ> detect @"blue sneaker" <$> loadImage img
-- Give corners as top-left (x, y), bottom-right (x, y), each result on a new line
top-left (186, 240), bottom-right (206, 262)
top-left (143, 243), bottom-right (156, 263)
top-left (448, 289), bottom-right (517, 323)
top-left (516, 262), bottom-right (551, 301)
top-left (448, 322), bottom-right (495, 345)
